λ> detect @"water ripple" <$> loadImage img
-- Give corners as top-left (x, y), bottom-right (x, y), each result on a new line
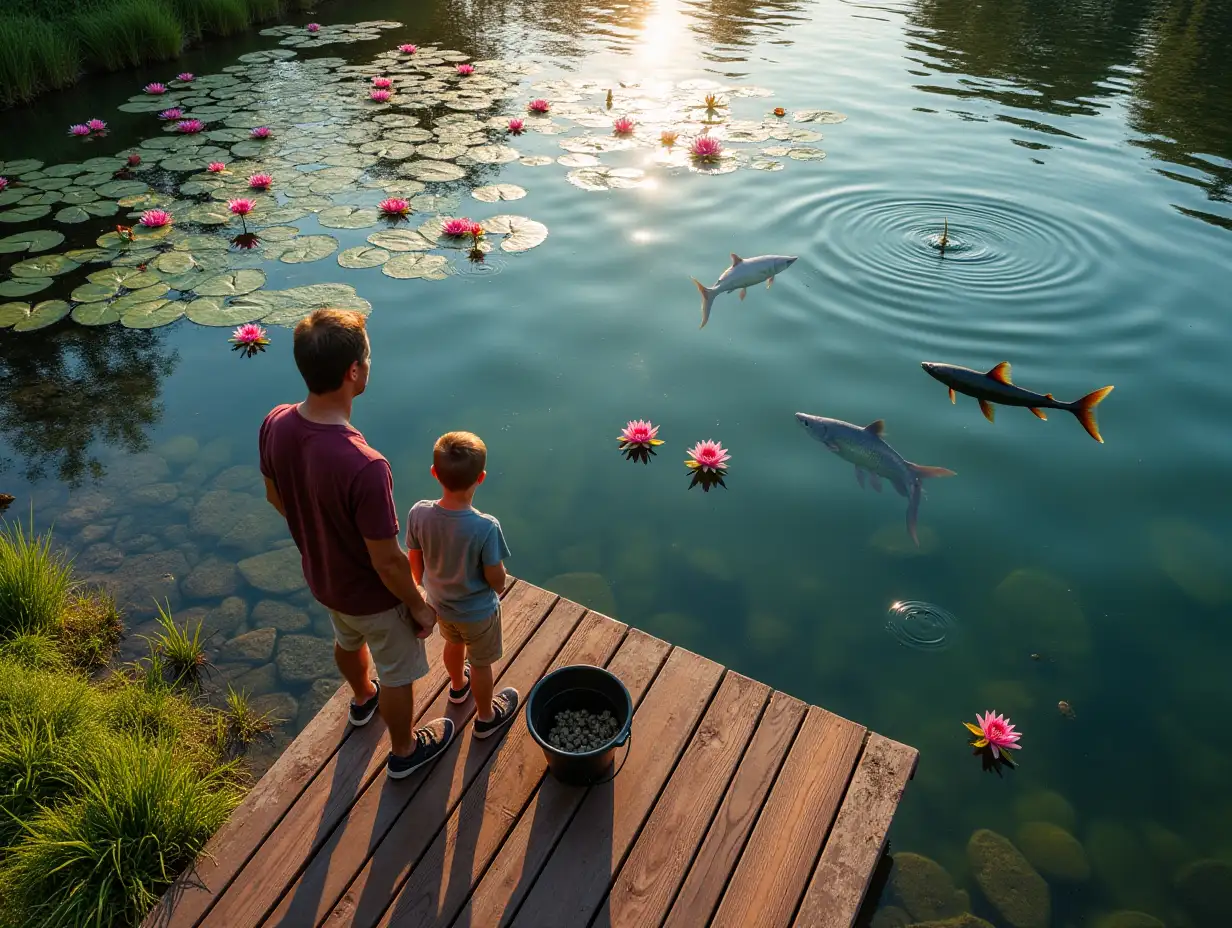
top-left (886, 600), bottom-right (957, 651)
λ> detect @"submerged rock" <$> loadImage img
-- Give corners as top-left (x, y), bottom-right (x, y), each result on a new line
top-left (77, 542), bottom-right (124, 572)
top-left (218, 627), bottom-right (277, 663)
top-left (904, 917), bottom-right (997, 928)
top-left (200, 596), bottom-right (249, 641)
top-left (1092, 912), bottom-right (1165, 928)
top-left (1150, 518), bottom-right (1230, 606)
top-left (1173, 858), bottom-right (1232, 924)
top-left (76, 522), bottom-right (114, 546)
top-left (1086, 821), bottom-right (1165, 913)
top-left (98, 549), bottom-right (186, 617)
top-left (1013, 790), bottom-right (1077, 832)
top-left (182, 556), bottom-right (240, 599)
top-left (252, 599), bottom-right (310, 632)
top-left (1016, 821), bottom-right (1090, 882)
top-left (57, 490), bottom-right (115, 528)
top-left (967, 829), bottom-right (1050, 928)
top-left (250, 691), bottom-right (298, 725)
top-left (179, 437), bottom-right (233, 487)
top-left (543, 572), bottom-right (618, 617)
top-left (889, 853), bottom-right (963, 921)
top-left (129, 482), bottom-right (179, 507)
top-left (238, 547), bottom-right (306, 594)
top-left (228, 662), bottom-right (278, 695)
top-left (212, 464), bottom-right (263, 493)
top-left (104, 451), bottom-right (170, 491)
top-left (298, 678), bottom-right (341, 728)
top-left (275, 634), bottom-right (335, 682)
top-left (992, 567), bottom-right (1090, 659)
top-left (870, 905), bottom-right (910, 928)
top-left (190, 489), bottom-right (258, 538)
top-left (157, 435), bottom-right (199, 469)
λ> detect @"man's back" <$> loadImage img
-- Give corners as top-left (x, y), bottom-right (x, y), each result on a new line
top-left (259, 403), bottom-right (400, 616)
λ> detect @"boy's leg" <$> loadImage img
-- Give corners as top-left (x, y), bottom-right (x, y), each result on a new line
top-left (471, 662), bottom-right (495, 722)
top-left (462, 608), bottom-right (505, 722)
top-left (442, 639), bottom-right (468, 691)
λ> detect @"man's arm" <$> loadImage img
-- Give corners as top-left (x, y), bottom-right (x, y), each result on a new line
top-left (364, 536), bottom-right (435, 628)
top-left (483, 561), bottom-right (507, 593)
top-left (263, 477), bottom-right (287, 518)
top-left (408, 548), bottom-right (425, 587)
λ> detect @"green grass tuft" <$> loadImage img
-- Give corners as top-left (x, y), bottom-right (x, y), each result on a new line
top-left (73, 0), bottom-right (184, 71)
top-left (146, 601), bottom-right (211, 690)
top-left (0, 16), bottom-right (78, 106)
top-left (223, 685), bottom-right (276, 751)
top-left (243, 0), bottom-right (285, 22)
top-left (0, 517), bottom-right (73, 641)
top-left (0, 631), bottom-right (66, 672)
top-left (59, 589), bottom-right (123, 672)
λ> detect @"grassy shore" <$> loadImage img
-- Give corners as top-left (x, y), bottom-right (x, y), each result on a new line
top-left (0, 0), bottom-right (318, 107)
top-left (0, 517), bottom-right (273, 927)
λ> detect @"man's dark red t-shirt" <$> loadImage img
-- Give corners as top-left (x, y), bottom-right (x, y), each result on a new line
top-left (259, 403), bottom-right (400, 616)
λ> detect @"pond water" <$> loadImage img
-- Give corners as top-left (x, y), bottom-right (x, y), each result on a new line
top-left (2, 0), bottom-right (1232, 925)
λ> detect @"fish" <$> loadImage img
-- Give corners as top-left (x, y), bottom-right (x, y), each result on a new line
top-left (691, 253), bottom-right (797, 328)
top-left (795, 413), bottom-right (956, 544)
top-left (920, 361), bottom-right (1114, 443)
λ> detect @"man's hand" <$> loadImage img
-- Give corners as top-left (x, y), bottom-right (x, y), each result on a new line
top-left (364, 535), bottom-right (431, 617)
top-left (409, 593), bottom-right (436, 631)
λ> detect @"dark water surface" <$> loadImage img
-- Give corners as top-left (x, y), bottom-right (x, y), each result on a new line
top-left (3, 0), bottom-right (1231, 924)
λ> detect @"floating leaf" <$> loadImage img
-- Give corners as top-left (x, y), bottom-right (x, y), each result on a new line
top-left (384, 128), bottom-right (434, 143)
top-left (468, 144), bottom-right (520, 164)
top-left (0, 204), bottom-right (53, 223)
top-left (1, 276), bottom-right (54, 298)
top-left (519, 156), bottom-right (554, 167)
top-left (793, 110), bottom-right (847, 124)
top-left (194, 268), bottom-right (266, 297)
top-left (566, 166), bottom-right (646, 191)
top-left (471, 183), bottom-right (526, 202)
top-left (64, 247), bottom-right (120, 264)
top-left (185, 297), bottom-right (259, 326)
top-left (97, 180), bottom-right (150, 198)
top-left (415, 142), bottom-right (470, 161)
top-left (71, 302), bottom-right (121, 326)
top-left (481, 215), bottom-right (549, 253)
top-left (0, 159), bottom-right (42, 174)
top-left (55, 206), bottom-right (91, 224)
top-left (0, 302), bottom-right (30, 327)
top-left (557, 153), bottom-right (599, 167)
top-left (71, 282), bottom-right (122, 303)
top-left (402, 160), bottom-right (467, 182)
top-left (121, 300), bottom-right (184, 328)
top-left (154, 251), bottom-right (196, 275)
top-left (60, 188), bottom-right (101, 204)
top-left (184, 203), bottom-right (232, 225)
top-left (83, 201), bottom-right (120, 217)
top-left (357, 141), bottom-right (417, 160)
top-left (112, 284), bottom-right (171, 311)
top-left (9, 253), bottom-right (80, 278)
top-left (317, 206), bottom-right (380, 229)
top-left (0, 230), bottom-right (65, 254)
top-left (559, 136), bottom-right (635, 154)
top-left (367, 228), bottom-right (434, 252)
top-left (279, 235), bottom-right (338, 263)
top-left (13, 299), bottom-right (70, 331)
top-left (786, 147), bottom-right (827, 161)
top-left (338, 246), bottom-right (391, 268)
top-left (381, 253), bottom-right (450, 280)
top-left (748, 159), bottom-right (784, 171)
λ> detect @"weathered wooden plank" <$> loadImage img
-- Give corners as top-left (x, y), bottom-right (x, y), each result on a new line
top-left (663, 690), bottom-right (807, 928)
top-left (258, 583), bottom-right (562, 928)
top-left (792, 735), bottom-right (919, 928)
top-left (511, 647), bottom-right (725, 928)
top-left (368, 610), bottom-right (628, 928)
top-left (450, 629), bottom-right (672, 928)
top-left (709, 707), bottom-right (866, 928)
top-left (200, 581), bottom-right (553, 928)
top-left (595, 672), bottom-right (769, 928)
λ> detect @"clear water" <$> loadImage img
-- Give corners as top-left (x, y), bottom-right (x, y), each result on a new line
top-left (3, 0), bottom-right (1232, 925)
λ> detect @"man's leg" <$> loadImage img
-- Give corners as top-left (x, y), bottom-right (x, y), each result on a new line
top-left (379, 682), bottom-right (416, 757)
top-left (334, 642), bottom-right (378, 703)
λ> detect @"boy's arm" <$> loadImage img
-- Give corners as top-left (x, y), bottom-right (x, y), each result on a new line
top-left (408, 548), bottom-right (425, 587)
top-left (481, 521), bottom-right (511, 592)
top-left (483, 560), bottom-right (507, 592)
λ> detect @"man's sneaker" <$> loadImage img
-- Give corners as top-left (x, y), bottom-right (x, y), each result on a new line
top-left (448, 665), bottom-right (471, 704)
top-left (348, 682), bottom-right (380, 727)
top-left (386, 718), bottom-right (455, 779)
top-left (473, 688), bottom-right (519, 740)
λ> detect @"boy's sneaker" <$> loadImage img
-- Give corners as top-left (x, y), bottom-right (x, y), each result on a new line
top-left (349, 682), bottom-right (380, 727)
top-left (473, 688), bottom-right (519, 740)
top-left (448, 665), bottom-right (471, 704)
top-left (387, 718), bottom-right (455, 779)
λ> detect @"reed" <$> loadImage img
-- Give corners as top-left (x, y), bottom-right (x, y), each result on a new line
top-left (0, 517), bottom-right (73, 640)
top-left (74, 0), bottom-right (184, 71)
top-left (0, 16), bottom-right (78, 107)
top-left (146, 600), bottom-right (211, 690)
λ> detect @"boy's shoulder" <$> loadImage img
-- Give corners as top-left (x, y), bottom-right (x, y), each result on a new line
top-left (470, 506), bottom-right (501, 529)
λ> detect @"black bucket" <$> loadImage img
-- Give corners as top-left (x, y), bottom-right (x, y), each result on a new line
top-left (526, 664), bottom-right (632, 786)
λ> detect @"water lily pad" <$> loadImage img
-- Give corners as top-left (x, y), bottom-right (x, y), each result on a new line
top-left (382, 253), bottom-right (450, 280)
top-left (402, 160), bottom-right (467, 182)
top-left (748, 159), bottom-right (784, 171)
top-left (0, 277), bottom-right (52, 298)
top-left (279, 235), bottom-right (338, 263)
top-left (793, 110), bottom-right (847, 124)
top-left (481, 215), bottom-right (549, 253)
top-left (194, 268), bottom-right (266, 297)
top-left (0, 204), bottom-right (53, 223)
top-left (557, 153), bottom-right (599, 167)
top-left (566, 166), bottom-right (646, 191)
top-left (64, 247), bottom-right (120, 263)
top-left (71, 302), bottom-right (121, 325)
top-left (317, 206), bottom-right (380, 229)
top-left (468, 144), bottom-right (521, 164)
top-left (560, 136), bottom-right (635, 154)
top-left (786, 147), bottom-right (827, 161)
top-left (338, 246), bottom-right (391, 268)
top-left (519, 156), bottom-right (554, 167)
top-left (154, 251), bottom-right (197, 275)
top-left (0, 230), bottom-right (65, 254)
top-left (357, 141), bottom-right (417, 160)
top-left (185, 203), bottom-right (232, 224)
top-left (55, 206), bottom-right (91, 224)
top-left (71, 282), bottom-right (123, 303)
top-left (367, 228), bottom-right (434, 252)
top-left (415, 142), bottom-right (469, 161)
top-left (13, 299), bottom-right (70, 331)
top-left (385, 128), bottom-right (435, 144)
top-left (0, 302), bottom-right (30, 327)
top-left (97, 180), bottom-right (150, 198)
top-left (185, 297), bottom-right (257, 326)
top-left (9, 253), bottom-right (80, 278)
top-left (0, 159), bottom-right (42, 175)
top-left (471, 183), bottom-right (527, 202)
top-left (83, 201), bottom-right (120, 217)
top-left (60, 188), bottom-right (101, 205)
top-left (121, 300), bottom-right (184, 328)
top-left (112, 284), bottom-right (171, 309)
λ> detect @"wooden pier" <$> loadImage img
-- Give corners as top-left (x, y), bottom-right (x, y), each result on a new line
top-left (143, 579), bottom-right (918, 928)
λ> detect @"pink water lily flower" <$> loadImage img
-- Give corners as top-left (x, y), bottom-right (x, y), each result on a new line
top-left (87, 118), bottom-right (107, 132)
top-left (456, 63), bottom-right (475, 76)
top-left (177, 72), bottom-right (195, 82)
top-left (0, 177), bottom-right (9, 192)
top-left (250, 126), bottom-right (271, 139)
top-left (689, 135), bottom-right (723, 161)
top-left (964, 711), bottom-right (1022, 760)
top-left (442, 217), bottom-right (481, 237)
top-left (248, 173), bottom-right (273, 190)
top-left (228, 198), bottom-right (255, 216)
top-left (139, 209), bottom-right (171, 228)
top-left (207, 162), bottom-right (227, 173)
top-left (613, 117), bottom-right (635, 135)
top-left (69, 124), bottom-right (91, 137)
top-left (660, 130), bottom-right (679, 146)
top-left (399, 44), bottom-right (417, 54)
top-left (306, 22), bottom-right (320, 32)
top-left (127, 154), bottom-right (142, 167)
top-left (528, 98), bottom-right (550, 114)
top-left (379, 197), bottom-right (411, 217)
top-left (144, 82), bottom-right (167, 95)
top-left (618, 420), bottom-right (663, 449)
top-left (507, 118), bottom-right (525, 135)
top-left (158, 108), bottom-right (183, 120)
top-left (686, 439), bottom-right (730, 473)
top-left (230, 323), bottom-right (268, 345)
top-left (372, 76), bottom-right (393, 89)
top-left (176, 119), bottom-right (204, 134)
top-left (370, 89), bottom-right (392, 103)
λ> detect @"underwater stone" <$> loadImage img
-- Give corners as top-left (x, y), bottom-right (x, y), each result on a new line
top-left (275, 634), bottom-right (335, 682)
top-left (218, 627), bottom-right (277, 663)
top-left (250, 691), bottom-right (298, 725)
top-left (76, 523), bottom-right (114, 545)
top-left (104, 451), bottom-right (170, 491)
top-left (182, 556), bottom-right (241, 599)
top-left (121, 533), bottom-right (161, 554)
top-left (251, 599), bottom-right (310, 632)
top-left (1150, 519), bottom-right (1230, 606)
top-left (190, 489), bottom-right (258, 538)
top-left (1086, 821), bottom-right (1165, 913)
top-left (298, 678), bottom-right (341, 728)
top-left (157, 434), bottom-right (199, 469)
top-left (56, 490), bottom-right (115, 528)
top-left (1013, 789), bottom-right (1077, 832)
top-left (77, 542), bottom-right (124, 572)
top-left (201, 595), bottom-right (249, 640)
top-left (1173, 858), bottom-right (1232, 924)
top-left (238, 547), bottom-right (306, 594)
top-left (542, 572), bottom-right (618, 618)
top-left (1092, 912), bottom-right (1165, 928)
top-left (100, 549), bottom-right (186, 617)
top-left (228, 661), bottom-right (278, 694)
top-left (217, 506), bottom-right (288, 555)
top-left (163, 524), bottom-right (191, 546)
top-left (212, 464), bottom-right (263, 493)
top-left (870, 906), bottom-right (910, 928)
top-left (180, 437), bottom-right (234, 486)
top-left (889, 853), bottom-right (963, 921)
top-left (129, 482), bottom-right (179, 506)
top-left (1016, 821), bottom-right (1090, 882)
top-left (992, 567), bottom-right (1090, 659)
top-left (967, 829), bottom-right (1050, 928)
top-left (903, 917), bottom-right (997, 928)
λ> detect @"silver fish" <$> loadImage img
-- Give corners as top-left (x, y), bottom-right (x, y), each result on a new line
top-left (691, 253), bottom-right (797, 328)
top-left (795, 413), bottom-right (956, 544)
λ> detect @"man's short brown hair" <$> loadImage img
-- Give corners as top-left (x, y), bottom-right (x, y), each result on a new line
top-left (293, 309), bottom-right (369, 394)
top-left (434, 431), bottom-right (487, 491)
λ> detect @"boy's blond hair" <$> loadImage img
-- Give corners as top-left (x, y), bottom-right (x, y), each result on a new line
top-left (434, 431), bottom-right (487, 491)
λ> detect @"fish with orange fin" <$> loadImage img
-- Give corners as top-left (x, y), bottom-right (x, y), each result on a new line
top-left (921, 361), bottom-right (1114, 443)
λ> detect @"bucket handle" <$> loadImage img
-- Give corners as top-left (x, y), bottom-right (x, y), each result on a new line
top-left (589, 731), bottom-right (632, 786)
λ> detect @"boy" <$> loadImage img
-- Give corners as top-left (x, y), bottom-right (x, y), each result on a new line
top-left (407, 431), bottom-right (519, 738)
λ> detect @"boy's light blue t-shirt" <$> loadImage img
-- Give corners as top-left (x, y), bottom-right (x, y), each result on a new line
top-left (405, 500), bottom-right (510, 623)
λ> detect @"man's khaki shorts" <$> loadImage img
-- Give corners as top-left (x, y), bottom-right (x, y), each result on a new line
top-left (328, 602), bottom-right (429, 688)
top-left (435, 603), bottom-right (503, 668)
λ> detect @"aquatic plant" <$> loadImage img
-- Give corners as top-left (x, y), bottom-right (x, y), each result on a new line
top-left (247, 172), bottom-right (272, 191)
top-left (87, 118), bottom-right (107, 132)
top-left (686, 439), bottom-right (730, 472)
top-left (378, 197), bottom-right (410, 218)
top-left (456, 63), bottom-right (475, 76)
top-left (147, 601), bottom-right (210, 690)
top-left (508, 118), bottom-right (525, 135)
top-left (372, 76), bottom-right (393, 89)
top-left (370, 89), bottom-right (391, 103)
top-left (69, 123), bottom-right (91, 137)
top-left (176, 72), bottom-right (194, 82)
top-left (139, 208), bottom-right (171, 228)
top-left (250, 126), bottom-right (271, 139)
top-left (0, 177), bottom-right (8, 192)
top-left (157, 107), bottom-right (183, 120)
top-left (228, 198), bottom-right (254, 216)
top-left (704, 93), bottom-right (726, 109)
top-left (613, 117), bottom-right (635, 135)
top-left (223, 686), bottom-right (275, 748)
top-left (0, 518), bottom-right (72, 639)
top-left (618, 420), bottom-right (663, 449)
top-left (175, 119), bottom-right (204, 134)
top-left (773, 107), bottom-right (786, 117)
top-left (442, 217), bottom-right (481, 237)
top-left (399, 43), bottom-right (417, 54)
top-left (126, 153), bottom-right (141, 166)
top-left (144, 82), bottom-right (167, 94)
top-left (306, 22), bottom-right (320, 32)
top-left (207, 161), bottom-right (226, 173)
top-left (230, 323), bottom-right (269, 357)
top-left (965, 710), bottom-right (1022, 759)
top-left (528, 98), bottom-right (550, 114)
top-left (689, 135), bottom-right (724, 162)
top-left (660, 130), bottom-right (679, 146)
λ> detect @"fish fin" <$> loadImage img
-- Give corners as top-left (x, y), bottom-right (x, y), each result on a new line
top-left (868, 473), bottom-right (883, 493)
top-left (1070, 385), bottom-right (1114, 443)
top-left (978, 399), bottom-right (996, 423)
top-left (865, 419), bottom-right (886, 436)
top-left (854, 466), bottom-right (865, 489)
top-left (692, 277), bottom-right (717, 328)
top-left (906, 482), bottom-right (921, 546)
top-left (766, 276), bottom-right (774, 289)
top-left (987, 361), bottom-right (1012, 384)
top-left (909, 462), bottom-right (957, 479)
top-left (948, 387), bottom-right (955, 404)
top-left (1044, 393), bottom-right (1054, 400)
top-left (730, 252), bottom-right (743, 265)
top-left (1029, 407), bottom-right (1048, 420)
top-left (739, 288), bottom-right (747, 301)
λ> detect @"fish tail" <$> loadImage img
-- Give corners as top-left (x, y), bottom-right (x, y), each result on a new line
top-left (1069, 386), bottom-right (1114, 443)
top-left (909, 462), bottom-right (957, 479)
top-left (691, 277), bottom-right (718, 328)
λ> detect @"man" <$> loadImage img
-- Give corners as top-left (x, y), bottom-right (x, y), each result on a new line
top-left (259, 308), bottom-right (453, 778)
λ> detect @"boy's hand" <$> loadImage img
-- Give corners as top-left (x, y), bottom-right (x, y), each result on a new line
top-left (409, 596), bottom-right (436, 630)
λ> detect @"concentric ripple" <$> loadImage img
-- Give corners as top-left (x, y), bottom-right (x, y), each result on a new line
top-left (885, 600), bottom-right (957, 651)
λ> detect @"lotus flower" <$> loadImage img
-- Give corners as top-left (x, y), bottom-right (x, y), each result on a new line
top-left (456, 63), bottom-right (475, 76)
top-left (250, 126), bottom-right (271, 139)
top-left (127, 154), bottom-right (142, 167)
top-left (69, 124), bottom-right (91, 137)
top-left (507, 118), bottom-right (525, 135)
top-left (442, 217), bottom-right (481, 237)
top-left (660, 130), bottom-right (679, 146)
top-left (686, 439), bottom-right (730, 473)
top-left (399, 44), bottom-right (417, 54)
top-left (207, 161), bottom-right (226, 173)
top-left (247, 173), bottom-right (271, 191)
top-left (964, 711), bottom-right (1022, 760)
top-left (230, 323), bottom-right (270, 357)
top-left (176, 119), bottom-right (204, 134)
top-left (704, 93), bottom-right (725, 110)
top-left (378, 197), bottom-right (410, 217)
top-left (158, 108), bottom-right (184, 120)
top-left (228, 198), bottom-right (255, 217)
top-left (618, 420), bottom-right (663, 449)
top-left (370, 89), bottom-right (392, 103)
top-left (689, 135), bottom-right (723, 161)
top-left (0, 178), bottom-right (8, 192)
top-left (139, 209), bottom-right (171, 228)
top-left (87, 118), bottom-right (107, 132)
top-left (773, 107), bottom-right (786, 117)
top-left (144, 82), bottom-right (167, 95)
top-left (528, 98), bottom-right (550, 114)
top-left (613, 117), bottom-right (635, 135)
top-left (177, 72), bottom-right (195, 82)
top-left (372, 76), bottom-right (393, 89)
top-left (306, 22), bottom-right (320, 32)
